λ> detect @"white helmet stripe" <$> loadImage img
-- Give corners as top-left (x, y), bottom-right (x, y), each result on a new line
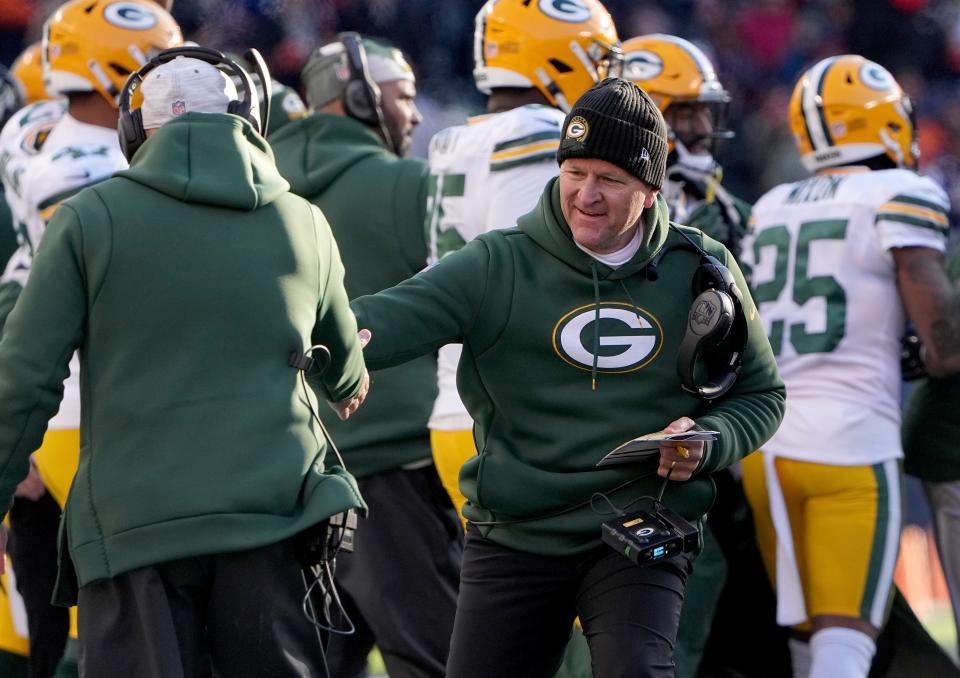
top-left (801, 56), bottom-right (836, 152)
top-left (569, 40), bottom-right (599, 83)
top-left (128, 45), bottom-right (148, 67)
top-left (87, 59), bottom-right (117, 97)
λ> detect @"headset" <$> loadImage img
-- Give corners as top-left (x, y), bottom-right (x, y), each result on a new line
top-left (650, 227), bottom-right (747, 401)
top-left (117, 46), bottom-right (271, 162)
top-left (338, 31), bottom-right (398, 155)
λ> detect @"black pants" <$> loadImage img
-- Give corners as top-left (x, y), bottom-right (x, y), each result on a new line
top-left (447, 524), bottom-right (690, 678)
top-left (324, 465), bottom-right (462, 678)
top-left (77, 536), bottom-right (327, 678)
top-left (8, 494), bottom-right (69, 678)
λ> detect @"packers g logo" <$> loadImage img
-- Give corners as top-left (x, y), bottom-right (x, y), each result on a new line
top-left (103, 2), bottom-right (158, 30)
top-left (860, 62), bottom-right (894, 91)
top-left (539, 0), bottom-right (592, 23)
top-left (623, 50), bottom-right (663, 81)
top-left (565, 116), bottom-right (589, 141)
top-left (552, 302), bottom-right (663, 373)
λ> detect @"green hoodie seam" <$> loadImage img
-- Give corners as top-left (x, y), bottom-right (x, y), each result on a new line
top-left (466, 238), bottom-right (494, 340)
top-left (84, 191), bottom-right (113, 311)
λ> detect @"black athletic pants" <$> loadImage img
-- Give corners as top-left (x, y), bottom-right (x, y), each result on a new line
top-left (446, 524), bottom-right (691, 678)
top-left (324, 465), bottom-right (463, 678)
top-left (76, 535), bottom-right (327, 678)
top-left (8, 494), bottom-right (69, 678)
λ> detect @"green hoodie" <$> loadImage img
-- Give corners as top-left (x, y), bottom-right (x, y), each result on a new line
top-left (352, 178), bottom-right (785, 556)
top-left (271, 113), bottom-right (436, 478)
top-left (0, 113), bottom-right (367, 602)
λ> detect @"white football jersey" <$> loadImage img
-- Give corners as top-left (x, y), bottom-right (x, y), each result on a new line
top-left (425, 104), bottom-right (565, 430)
top-left (1, 111), bottom-right (127, 432)
top-left (742, 168), bottom-right (949, 464)
top-left (0, 99), bottom-right (67, 256)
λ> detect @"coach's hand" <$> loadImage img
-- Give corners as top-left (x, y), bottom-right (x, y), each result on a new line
top-left (656, 417), bottom-right (704, 481)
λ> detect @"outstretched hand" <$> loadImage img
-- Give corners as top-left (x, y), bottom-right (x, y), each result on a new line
top-left (656, 416), bottom-right (705, 481)
top-left (327, 369), bottom-right (369, 421)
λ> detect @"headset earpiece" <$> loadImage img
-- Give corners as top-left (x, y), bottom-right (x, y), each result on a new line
top-left (117, 45), bottom-right (269, 162)
top-left (671, 230), bottom-right (748, 401)
top-left (343, 77), bottom-right (378, 124)
top-left (339, 32), bottom-right (382, 126)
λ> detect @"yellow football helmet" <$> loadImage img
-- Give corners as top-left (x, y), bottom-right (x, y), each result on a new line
top-left (11, 43), bottom-right (48, 104)
top-left (43, 0), bottom-right (182, 107)
top-left (473, 0), bottom-right (622, 112)
top-left (621, 34), bottom-right (731, 154)
top-left (789, 55), bottom-right (918, 172)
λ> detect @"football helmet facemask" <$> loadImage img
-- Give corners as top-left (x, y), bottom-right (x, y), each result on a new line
top-left (789, 54), bottom-right (918, 172)
top-left (473, 0), bottom-right (622, 113)
top-left (43, 0), bottom-right (182, 107)
top-left (621, 34), bottom-right (732, 156)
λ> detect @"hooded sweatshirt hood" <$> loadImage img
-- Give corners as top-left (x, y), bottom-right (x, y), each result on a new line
top-left (518, 176), bottom-right (672, 280)
top-left (120, 112), bottom-right (289, 210)
top-left (270, 113), bottom-right (388, 198)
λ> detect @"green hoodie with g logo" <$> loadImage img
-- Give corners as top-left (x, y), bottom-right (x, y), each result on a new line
top-left (352, 178), bottom-right (785, 556)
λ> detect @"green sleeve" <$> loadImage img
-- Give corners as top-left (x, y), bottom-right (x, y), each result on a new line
top-left (351, 236), bottom-right (493, 370)
top-left (310, 205), bottom-right (367, 403)
top-left (0, 280), bottom-right (22, 337)
top-left (695, 247), bottom-right (786, 473)
top-left (0, 205), bottom-right (87, 514)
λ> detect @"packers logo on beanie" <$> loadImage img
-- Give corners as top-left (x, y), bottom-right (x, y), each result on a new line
top-left (557, 78), bottom-right (669, 189)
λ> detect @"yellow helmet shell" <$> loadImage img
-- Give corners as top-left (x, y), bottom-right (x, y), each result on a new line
top-left (621, 34), bottom-right (728, 114)
top-left (789, 54), bottom-right (918, 172)
top-left (473, 0), bottom-right (621, 112)
top-left (43, 0), bottom-right (182, 108)
top-left (11, 43), bottom-right (48, 104)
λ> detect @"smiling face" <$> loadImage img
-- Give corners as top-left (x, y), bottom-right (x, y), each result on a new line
top-left (559, 157), bottom-right (658, 253)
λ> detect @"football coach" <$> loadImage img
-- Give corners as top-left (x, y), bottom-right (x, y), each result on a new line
top-left (351, 77), bottom-right (785, 677)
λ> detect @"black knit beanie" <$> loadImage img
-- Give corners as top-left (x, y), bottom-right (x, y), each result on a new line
top-left (557, 78), bottom-right (669, 189)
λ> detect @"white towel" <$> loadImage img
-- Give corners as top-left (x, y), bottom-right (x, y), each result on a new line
top-left (763, 452), bottom-right (808, 625)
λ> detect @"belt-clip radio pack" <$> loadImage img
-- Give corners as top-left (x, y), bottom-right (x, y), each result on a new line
top-left (601, 499), bottom-right (699, 566)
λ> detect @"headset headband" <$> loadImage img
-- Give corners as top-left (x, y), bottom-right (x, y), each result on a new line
top-left (117, 46), bottom-right (271, 161)
top-left (337, 32), bottom-right (399, 155)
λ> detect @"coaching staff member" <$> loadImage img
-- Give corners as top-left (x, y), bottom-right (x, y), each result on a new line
top-left (0, 54), bottom-right (368, 677)
top-left (351, 78), bottom-right (785, 677)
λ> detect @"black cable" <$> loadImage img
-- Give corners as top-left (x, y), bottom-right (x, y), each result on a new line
top-left (292, 343), bottom-right (357, 656)
top-left (655, 463), bottom-right (676, 504)
top-left (469, 471), bottom-right (658, 527)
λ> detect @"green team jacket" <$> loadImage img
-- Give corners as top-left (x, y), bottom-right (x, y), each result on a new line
top-left (352, 177), bottom-right (785, 556)
top-left (902, 245), bottom-right (960, 482)
top-left (271, 113), bottom-right (436, 478)
top-left (0, 113), bottom-right (367, 602)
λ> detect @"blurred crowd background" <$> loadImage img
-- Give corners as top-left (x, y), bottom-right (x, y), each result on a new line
top-left (2, 0), bottom-right (959, 651)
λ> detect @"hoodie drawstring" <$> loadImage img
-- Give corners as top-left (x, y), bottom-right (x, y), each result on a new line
top-left (590, 261), bottom-right (600, 391)
top-left (618, 280), bottom-right (645, 328)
